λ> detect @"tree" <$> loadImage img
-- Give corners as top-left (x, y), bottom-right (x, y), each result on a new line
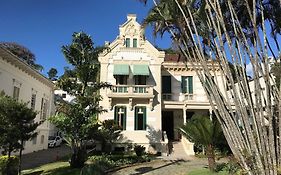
top-left (49, 32), bottom-right (110, 168)
top-left (0, 42), bottom-right (44, 71)
top-left (179, 115), bottom-right (226, 171)
top-left (94, 120), bottom-right (122, 153)
top-left (0, 92), bottom-right (40, 174)
top-left (47, 68), bottom-right (58, 80)
top-left (141, 0), bottom-right (281, 174)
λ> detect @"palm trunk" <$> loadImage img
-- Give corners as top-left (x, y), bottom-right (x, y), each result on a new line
top-left (206, 144), bottom-right (216, 171)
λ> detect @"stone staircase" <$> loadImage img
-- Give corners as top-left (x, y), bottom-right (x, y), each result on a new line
top-left (163, 140), bottom-right (193, 160)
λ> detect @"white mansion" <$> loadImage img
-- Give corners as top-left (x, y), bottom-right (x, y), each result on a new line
top-left (98, 14), bottom-right (225, 155)
top-left (0, 46), bottom-right (55, 154)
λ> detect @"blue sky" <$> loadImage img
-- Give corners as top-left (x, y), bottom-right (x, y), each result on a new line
top-left (0, 0), bottom-right (171, 76)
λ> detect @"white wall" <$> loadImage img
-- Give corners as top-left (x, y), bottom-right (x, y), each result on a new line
top-left (0, 57), bottom-right (54, 154)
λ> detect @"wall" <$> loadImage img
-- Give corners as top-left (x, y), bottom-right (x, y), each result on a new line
top-left (0, 57), bottom-right (54, 154)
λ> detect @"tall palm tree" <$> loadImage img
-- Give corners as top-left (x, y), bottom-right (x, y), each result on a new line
top-left (179, 115), bottom-right (225, 171)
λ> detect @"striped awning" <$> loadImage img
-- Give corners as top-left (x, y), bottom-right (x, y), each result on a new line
top-left (132, 65), bottom-right (149, 76)
top-left (113, 64), bottom-right (129, 75)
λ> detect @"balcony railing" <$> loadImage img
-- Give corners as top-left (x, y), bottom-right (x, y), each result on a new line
top-left (184, 94), bottom-right (194, 100)
top-left (108, 85), bottom-right (154, 98)
top-left (162, 93), bottom-right (208, 102)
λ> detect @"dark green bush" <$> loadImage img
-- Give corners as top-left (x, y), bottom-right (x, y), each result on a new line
top-left (134, 145), bottom-right (145, 157)
top-left (0, 156), bottom-right (19, 175)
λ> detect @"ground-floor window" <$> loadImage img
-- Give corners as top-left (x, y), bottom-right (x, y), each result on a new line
top-left (41, 135), bottom-right (45, 144)
top-left (114, 106), bottom-right (126, 130)
top-left (135, 106), bottom-right (146, 130)
top-left (32, 135), bottom-right (37, 145)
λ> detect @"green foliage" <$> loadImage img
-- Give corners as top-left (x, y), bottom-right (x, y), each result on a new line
top-left (82, 154), bottom-right (151, 174)
top-left (49, 32), bottom-right (110, 168)
top-left (94, 120), bottom-right (122, 153)
top-left (0, 42), bottom-right (44, 71)
top-left (0, 156), bottom-right (19, 175)
top-left (47, 68), bottom-right (58, 80)
top-left (0, 93), bottom-right (39, 156)
top-left (180, 115), bottom-right (225, 147)
top-left (134, 145), bottom-right (146, 157)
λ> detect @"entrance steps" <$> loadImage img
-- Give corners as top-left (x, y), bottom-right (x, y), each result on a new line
top-left (163, 139), bottom-right (194, 160)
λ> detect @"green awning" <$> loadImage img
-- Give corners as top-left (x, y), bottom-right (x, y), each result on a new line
top-left (113, 64), bottom-right (129, 75)
top-left (132, 65), bottom-right (150, 76)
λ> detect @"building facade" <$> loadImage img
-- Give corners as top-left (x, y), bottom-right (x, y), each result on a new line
top-left (98, 14), bottom-right (223, 155)
top-left (0, 47), bottom-right (55, 154)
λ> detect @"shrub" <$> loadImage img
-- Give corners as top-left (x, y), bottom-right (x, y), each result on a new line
top-left (134, 145), bottom-right (145, 157)
top-left (0, 156), bottom-right (19, 175)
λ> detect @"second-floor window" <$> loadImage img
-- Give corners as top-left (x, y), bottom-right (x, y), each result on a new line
top-left (31, 94), bottom-right (36, 110)
top-left (13, 86), bottom-right (20, 101)
top-left (125, 38), bottom-right (130, 47)
top-left (40, 98), bottom-right (48, 120)
top-left (162, 76), bottom-right (171, 93)
top-left (116, 75), bottom-right (128, 85)
top-left (181, 76), bottom-right (193, 94)
top-left (114, 106), bottom-right (126, 130)
top-left (135, 75), bottom-right (146, 85)
top-left (133, 38), bottom-right (137, 47)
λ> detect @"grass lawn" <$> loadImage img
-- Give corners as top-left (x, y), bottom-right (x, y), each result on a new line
top-left (188, 168), bottom-right (229, 175)
top-left (22, 161), bottom-right (80, 175)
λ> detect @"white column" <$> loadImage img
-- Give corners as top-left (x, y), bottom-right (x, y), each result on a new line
top-left (209, 108), bottom-right (213, 121)
top-left (183, 107), bottom-right (187, 124)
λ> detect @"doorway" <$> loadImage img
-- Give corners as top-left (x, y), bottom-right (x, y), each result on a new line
top-left (162, 111), bottom-right (174, 140)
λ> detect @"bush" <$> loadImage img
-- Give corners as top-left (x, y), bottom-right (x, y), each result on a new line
top-left (134, 145), bottom-right (145, 157)
top-left (0, 156), bottom-right (19, 175)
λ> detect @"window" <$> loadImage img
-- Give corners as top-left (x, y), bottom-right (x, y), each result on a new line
top-left (162, 76), bottom-right (171, 93)
top-left (133, 38), bottom-right (137, 47)
top-left (13, 86), bottom-right (20, 101)
top-left (135, 75), bottom-right (146, 85)
top-left (40, 135), bottom-right (44, 144)
top-left (181, 76), bottom-right (193, 94)
top-left (32, 136), bottom-right (37, 145)
top-left (125, 38), bottom-right (130, 47)
top-left (31, 94), bottom-right (36, 110)
top-left (114, 106), bottom-right (126, 130)
top-left (40, 98), bottom-right (48, 120)
top-left (116, 75), bottom-right (128, 85)
top-left (135, 106), bottom-right (146, 130)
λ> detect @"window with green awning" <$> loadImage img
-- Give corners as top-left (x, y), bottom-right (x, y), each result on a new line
top-left (113, 64), bottom-right (129, 75)
top-left (132, 65), bottom-right (149, 76)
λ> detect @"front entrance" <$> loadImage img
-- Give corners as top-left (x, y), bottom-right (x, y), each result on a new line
top-left (162, 111), bottom-right (174, 140)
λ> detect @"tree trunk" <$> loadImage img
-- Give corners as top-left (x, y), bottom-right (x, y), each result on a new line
top-left (18, 140), bottom-right (23, 175)
top-left (206, 144), bottom-right (216, 171)
top-left (70, 146), bottom-right (87, 168)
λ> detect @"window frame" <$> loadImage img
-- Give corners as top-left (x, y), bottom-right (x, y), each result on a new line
top-left (133, 38), bottom-right (137, 47)
top-left (125, 38), bottom-right (130, 47)
top-left (134, 106), bottom-right (147, 130)
top-left (114, 106), bottom-right (127, 130)
top-left (181, 76), bottom-right (193, 94)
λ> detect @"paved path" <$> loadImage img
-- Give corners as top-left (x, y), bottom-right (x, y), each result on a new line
top-left (21, 144), bottom-right (71, 170)
top-left (111, 157), bottom-right (208, 175)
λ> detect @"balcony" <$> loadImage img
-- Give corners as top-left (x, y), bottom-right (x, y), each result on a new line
top-left (162, 93), bottom-right (208, 102)
top-left (108, 85), bottom-right (154, 98)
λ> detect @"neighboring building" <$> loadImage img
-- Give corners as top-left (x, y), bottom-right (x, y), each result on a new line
top-left (0, 47), bottom-right (55, 154)
top-left (98, 14), bottom-right (224, 155)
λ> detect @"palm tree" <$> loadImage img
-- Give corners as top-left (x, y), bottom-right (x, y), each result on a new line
top-left (179, 114), bottom-right (225, 171)
top-left (141, 0), bottom-right (281, 174)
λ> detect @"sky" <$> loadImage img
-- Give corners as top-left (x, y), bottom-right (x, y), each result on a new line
top-left (0, 0), bottom-right (171, 76)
